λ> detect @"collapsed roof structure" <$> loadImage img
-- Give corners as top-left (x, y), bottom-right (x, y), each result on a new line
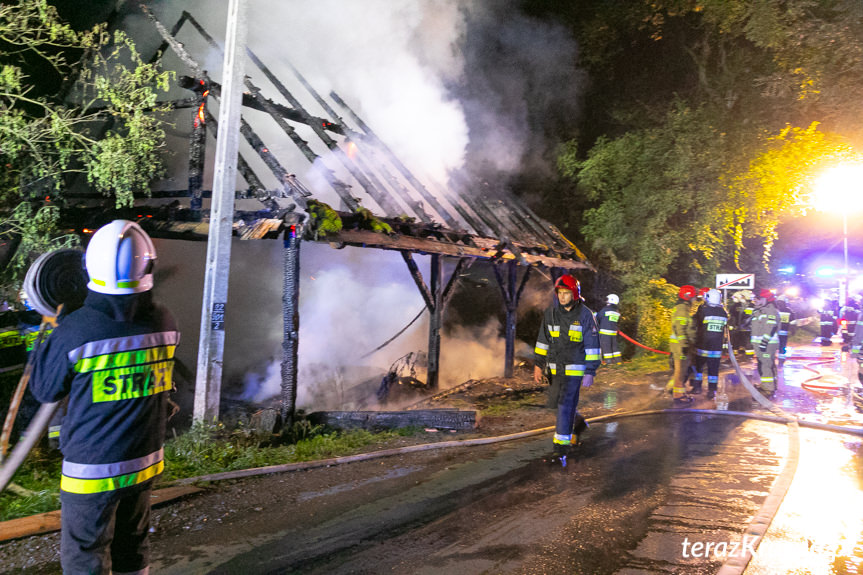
top-left (71, 4), bottom-right (594, 422)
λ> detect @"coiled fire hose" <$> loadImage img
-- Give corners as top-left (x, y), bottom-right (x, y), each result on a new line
top-left (0, 248), bottom-right (87, 493)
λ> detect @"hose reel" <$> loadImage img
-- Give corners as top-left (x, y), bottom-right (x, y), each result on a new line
top-left (22, 248), bottom-right (88, 317)
top-left (0, 249), bottom-right (89, 489)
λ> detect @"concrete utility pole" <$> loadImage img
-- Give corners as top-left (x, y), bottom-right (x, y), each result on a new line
top-left (193, 0), bottom-right (247, 423)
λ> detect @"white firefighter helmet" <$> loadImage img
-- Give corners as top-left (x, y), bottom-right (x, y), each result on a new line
top-left (606, 293), bottom-right (619, 305)
top-left (85, 220), bottom-right (156, 295)
top-left (706, 289), bottom-right (722, 306)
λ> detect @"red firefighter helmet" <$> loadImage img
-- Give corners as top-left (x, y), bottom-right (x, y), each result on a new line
top-left (698, 287), bottom-right (710, 298)
top-left (759, 288), bottom-right (775, 302)
top-left (678, 285), bottom-right (697, 301)
top-left (554, 274), bottom-right (581, 299)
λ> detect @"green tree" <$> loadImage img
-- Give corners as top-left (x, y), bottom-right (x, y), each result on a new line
top-left (551, 0), bottom-right (863, 342)
top-left (0, 1), bottom-right (173, 292)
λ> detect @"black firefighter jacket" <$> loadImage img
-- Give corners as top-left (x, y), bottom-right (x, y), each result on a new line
top-left (534, 300), bottom-right (601, 378)
top-left (30, 291), bottom-right (180, 496)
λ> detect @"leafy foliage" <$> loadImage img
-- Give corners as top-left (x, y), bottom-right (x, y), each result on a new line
top-left (0, 1), bottom-right (173, 294)
top-left (306, 199), bottom-right (343, 239)
top-left (554, 0), bottom-right (863, 339)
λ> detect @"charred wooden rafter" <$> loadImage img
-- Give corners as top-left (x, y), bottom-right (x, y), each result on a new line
top-left (329, 92), bottom-right (465, 231)
top-left (140, 2), bottom-right (590, 270)
top-left (284, 61), bottom-right (418, 221)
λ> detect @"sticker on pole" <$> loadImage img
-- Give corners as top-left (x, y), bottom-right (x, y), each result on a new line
top-left (716, 274), bottom-right (755, 290)
top-left (212, 302), bottom-right (226, 331)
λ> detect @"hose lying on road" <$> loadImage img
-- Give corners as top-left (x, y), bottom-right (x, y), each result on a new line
top-left (618, 331), bottom-right (670, 355)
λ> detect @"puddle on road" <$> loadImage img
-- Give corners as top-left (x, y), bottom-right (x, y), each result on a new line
top-left (746, 429), bottom-right (863, 575)
top-left (758, 343), bottom-right (863, 428)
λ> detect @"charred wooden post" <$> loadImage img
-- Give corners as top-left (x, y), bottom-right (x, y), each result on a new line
top-left (280, 221), bottom-right (302, 426)
top-left (147, 10), bottom-right (189, 65)
top-left (493, 262), bottom-right (532, 378)
top-left (186, 76), bottom-right (209, 219)
top-left (308, 409), bottom-right (477, 431)
top-left (428, 254), bottom-right (443, 389)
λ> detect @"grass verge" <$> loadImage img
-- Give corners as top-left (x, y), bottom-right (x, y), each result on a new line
top-left (1, 421), bottom-right (421, 522)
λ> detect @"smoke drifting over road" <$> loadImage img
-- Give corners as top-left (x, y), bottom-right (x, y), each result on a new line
top-left (133, 0), bottom-right (581, 410)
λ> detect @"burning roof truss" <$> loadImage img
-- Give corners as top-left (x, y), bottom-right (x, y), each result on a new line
top-left (134, 6), bottom-right (592, 272)
top-left (64, 5), bottom-right (596, 421)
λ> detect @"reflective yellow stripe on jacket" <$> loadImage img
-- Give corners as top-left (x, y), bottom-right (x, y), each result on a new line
top-left (60, 448), bottom-right (164, 494)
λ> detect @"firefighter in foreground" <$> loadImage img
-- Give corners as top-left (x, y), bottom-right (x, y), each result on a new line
top-left (668, 285), bottom-right (697, 403)
top-left (691, 289), bottom-right (727, 399)
top-left (30, 220), bottom-right (180, 575)
top-left (597, 293), bottom-right (622, 364)
top-left (533, 275), bottom-right (600, 461)
top-left (750, 288), bottom-right (780, 398)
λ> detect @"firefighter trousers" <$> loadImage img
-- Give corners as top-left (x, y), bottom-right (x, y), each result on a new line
top-left (551, 373), bottom-right (583, 445)
top-left (599, 334), bottom-right (621, 364)
top-left (693, 355), bottom-right (721, 393)
top-left (60, 485), bottom-right (152, 575)
top-left (756, 344), bottom-right (779, 392)
top-left (669, 343), bottom-right (690, 396)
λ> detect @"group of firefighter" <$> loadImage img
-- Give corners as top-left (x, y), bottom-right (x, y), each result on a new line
top-left (533, 274), bottom-right (863, 464)
top-left (666, 285), bottom-right (792, 403)
top-left (534, 276), bottom-right (796, 461)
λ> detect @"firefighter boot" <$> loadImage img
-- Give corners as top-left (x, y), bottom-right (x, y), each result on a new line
top-left (573, 414), bottom-right (589, 445)
top-left (548, 443), bottom-right (570, 467)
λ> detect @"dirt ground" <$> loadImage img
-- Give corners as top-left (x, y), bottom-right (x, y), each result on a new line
top-left (0, 361), bottom-right (670, 574)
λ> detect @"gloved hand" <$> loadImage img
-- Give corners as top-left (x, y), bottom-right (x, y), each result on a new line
top-left (759, 337), bottom-right (769, 353)
top-left (582, 373), bottom-right (594, 388)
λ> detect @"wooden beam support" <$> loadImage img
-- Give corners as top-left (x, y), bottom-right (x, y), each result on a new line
top-left (401, 251), bottom-right (435, 310)
top-left (493, 262), bottom-right (531, 378)
top-left (427, 254), bottom-right (443, 390)
top-left (280, 223), bottom-right (302, 426)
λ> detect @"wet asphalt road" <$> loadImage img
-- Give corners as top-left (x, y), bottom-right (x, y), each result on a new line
top-left (183, 414), bottom-right (782, 574)
top-left (3, 341), bottom-right (862, 574)
top-left (150, 341), bottom-right (863, 575)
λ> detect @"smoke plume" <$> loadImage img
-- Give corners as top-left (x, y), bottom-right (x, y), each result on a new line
top-left (127, 0), bottom-right (583, 410)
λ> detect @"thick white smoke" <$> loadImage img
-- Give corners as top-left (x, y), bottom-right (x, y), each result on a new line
top-left (130, 1), bottom-right (582, 410)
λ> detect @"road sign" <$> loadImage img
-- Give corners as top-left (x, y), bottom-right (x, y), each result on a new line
top-left (716, 273), bottom-right (755, 290)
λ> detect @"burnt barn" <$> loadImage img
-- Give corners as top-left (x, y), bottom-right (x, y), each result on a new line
top-left (66, 5), bottom-right (594, 426)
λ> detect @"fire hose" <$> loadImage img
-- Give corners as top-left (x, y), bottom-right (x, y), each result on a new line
top-left (0, 249), bottom-right (87, 493)
top-left (618, 331), bottom-right (670, 355)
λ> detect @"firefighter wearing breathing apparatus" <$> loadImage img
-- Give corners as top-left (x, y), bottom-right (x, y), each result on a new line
top-left (668, 285), bottom-right (697, 403)
top-left (29, 220), bottom-right (180, 575)
top-left (597, 294), bottom-right (622, 364)
top-left (533, 275), bottom-right (601, 459)
top-left (692, 289), bottom-right (727, 399)
top-left (750, 288), bottom-right (780, 397)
